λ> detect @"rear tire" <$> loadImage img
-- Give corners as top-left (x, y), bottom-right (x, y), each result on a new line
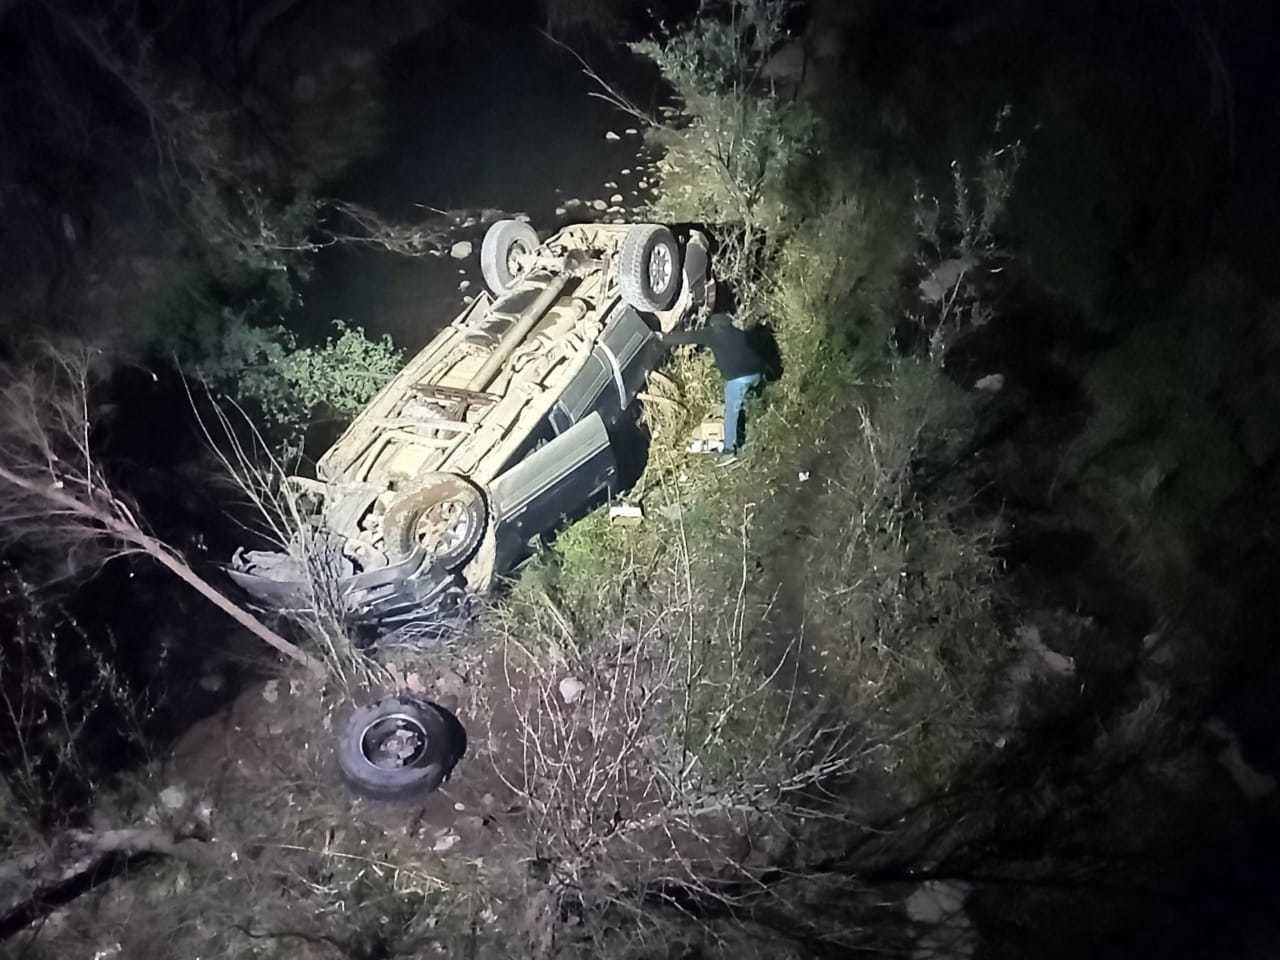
top-left (619, 224), bottom-right (682, 311)
top-left (337, 696), bottom-right (467, 802)
top-left (481, 220), bottom-right (539, 294)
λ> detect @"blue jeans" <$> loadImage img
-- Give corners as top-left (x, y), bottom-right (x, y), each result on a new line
top-left (723, 373), bottom-right (762, 451)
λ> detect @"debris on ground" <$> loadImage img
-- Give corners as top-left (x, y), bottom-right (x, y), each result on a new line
top-left (558, 677), bottom-right (586, 704)
top-left (609, 502), bottom-right (644, 525)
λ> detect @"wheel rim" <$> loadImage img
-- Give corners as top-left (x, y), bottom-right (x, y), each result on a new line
top-left (648, 243), bottom-right (673, 294)
top-left (506, 241), bottom-right (531, 281)
top-left (359, 712), bottom-right (429, 770)
top-left (412, 494), bottom-right (478, 560)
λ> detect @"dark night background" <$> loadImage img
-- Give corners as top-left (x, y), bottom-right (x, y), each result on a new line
top-left (2, 0), bottom-right (1280, 956)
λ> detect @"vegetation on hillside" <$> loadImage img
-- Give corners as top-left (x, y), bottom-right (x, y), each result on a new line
top-left (4, 1), bottom-right (1271, 958)
top-left (0, 3), bottom-right (1024, 955)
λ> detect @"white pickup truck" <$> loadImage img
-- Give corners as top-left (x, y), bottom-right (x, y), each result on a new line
top-left (228, 220), bottom-right (713, 650)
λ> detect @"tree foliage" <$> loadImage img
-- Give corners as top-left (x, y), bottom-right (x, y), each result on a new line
top-left (187, 315), bottom-right (402, 447)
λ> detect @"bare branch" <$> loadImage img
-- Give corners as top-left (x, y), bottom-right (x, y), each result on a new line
top-left (0, 342), bottom-right (325, 677)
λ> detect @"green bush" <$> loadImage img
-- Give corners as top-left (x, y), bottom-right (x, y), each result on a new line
top-left (148, 277), bottom-right (400, 450)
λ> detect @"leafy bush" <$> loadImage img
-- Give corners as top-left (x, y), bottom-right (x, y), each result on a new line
top-left (909, 114), bottom-right (1025, 362)
top-left (636, 0), bottom-right (821, 300)
top-left (151, 281), bottom-right (401, 450)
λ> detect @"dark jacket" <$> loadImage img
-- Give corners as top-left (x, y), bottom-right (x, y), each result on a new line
top-left (663, 314), bottom-right (765, 379)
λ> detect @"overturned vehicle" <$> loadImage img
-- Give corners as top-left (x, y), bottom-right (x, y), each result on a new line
top-left (228, 220), bottom-right (711, 796)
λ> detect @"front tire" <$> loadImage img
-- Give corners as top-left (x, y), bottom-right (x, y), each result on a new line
top-left (382, 474), bottom-right (486, 570)
top-left (481, 219), bottom-right (539, 294)
top-left (619, 224), bottom-right (682, 311)
top-left (337, 696), bottom-right (467, 802)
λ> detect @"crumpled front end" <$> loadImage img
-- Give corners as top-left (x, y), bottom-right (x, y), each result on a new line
top-left (227, 544), bottom-right (468, 647)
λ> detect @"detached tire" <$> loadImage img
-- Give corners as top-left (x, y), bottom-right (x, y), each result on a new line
top-left (619, 224), bottom-right (682, 311)
top-left (481, 219), bottom-right (540, 294)
top-left (337, 696), bottom-right (467, 802)
top-left (383, 474), bottom-right (486, 570)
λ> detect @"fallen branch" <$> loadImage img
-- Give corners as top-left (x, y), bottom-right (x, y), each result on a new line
top-left (0, 827), bottom-right (221, 941)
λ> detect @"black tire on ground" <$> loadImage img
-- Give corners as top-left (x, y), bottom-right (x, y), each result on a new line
top-left (480, 219), bottom-right (540, 294)
top-left (382, 474), bottom-right (486, 569)
top-left (337, 696), bottom-right (467, 802)
top-left (618, 224), bottom-right (682, 312)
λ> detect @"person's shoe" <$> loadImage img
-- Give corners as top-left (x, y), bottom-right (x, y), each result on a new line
top-left (716, 450), bottom-right (739, 467)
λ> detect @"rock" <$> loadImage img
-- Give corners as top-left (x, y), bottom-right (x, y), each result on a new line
top-left (554, 206), bottom-right (567, 216)
top-left (435, 669), bottom-right (466, 700)
top-left (625, 127), bottom-right (639, 135)
top-left (638, 180), bottom-right (649, 188)
top-left (262, 680), bottom-right (279, 703)
top-left (604, 181), bottom-right (618, 189)
top-left (605, 130), bottom-right (621, 141)
top-left (566, 198), bottom-right (582, 206)
top-left (515, 213), bottom-right (531, 223)
top-left (449, 241), bottom-right (472, 259)
top-left (459, 280), bottom-right (472, 292)
top-left (456, 815), bottom-right (486, 835)
top-left (159, 786), bottom-right (187, 811)
top-left (405, 671), bottom-right (427, 693)
top-left (1016, 624), bottom-right (1075, 676)
top-left (620, 168), bottom-right (631, 175)
top-left (433, 833), bottom-right (460, 852)
top-left (267, 720), bottom-right (286, 736)
top-left (592, 200), bottom-right (608, 211)
top-left (558, 676), bottom-right (587, 704)
top-left (610, 194), bottom-right (623, 204)
top-left (198, 673), bottom-right (224, 693)
top-left (974, 373), bottom-right (1005, 393)
top-left (906, 880), bottom-right (974, 955)
top-left (195, 800), bottom-right (214, 825)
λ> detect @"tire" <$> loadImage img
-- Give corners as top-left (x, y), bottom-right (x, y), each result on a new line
top-left (480, 219), bottom-right (540, 294)
top-left (618, 224), bottom-right (682, 312)
top-left (337, 696), bottom-right (467, 802)
top-left (383, 474), bottom-right (486, 569)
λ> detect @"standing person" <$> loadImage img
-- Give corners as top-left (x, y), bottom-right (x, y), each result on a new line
top-left (660, 313), bottom-right (766, 465)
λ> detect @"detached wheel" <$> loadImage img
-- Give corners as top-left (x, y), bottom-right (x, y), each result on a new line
top-left (481, 219), bottom-right (540, 294)
top-left (619, 224), bottom-right (681, 311)
top-left (383, 474), bottom-right (486, 570)
top-left (337, 696), bottom-right (467, 802)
